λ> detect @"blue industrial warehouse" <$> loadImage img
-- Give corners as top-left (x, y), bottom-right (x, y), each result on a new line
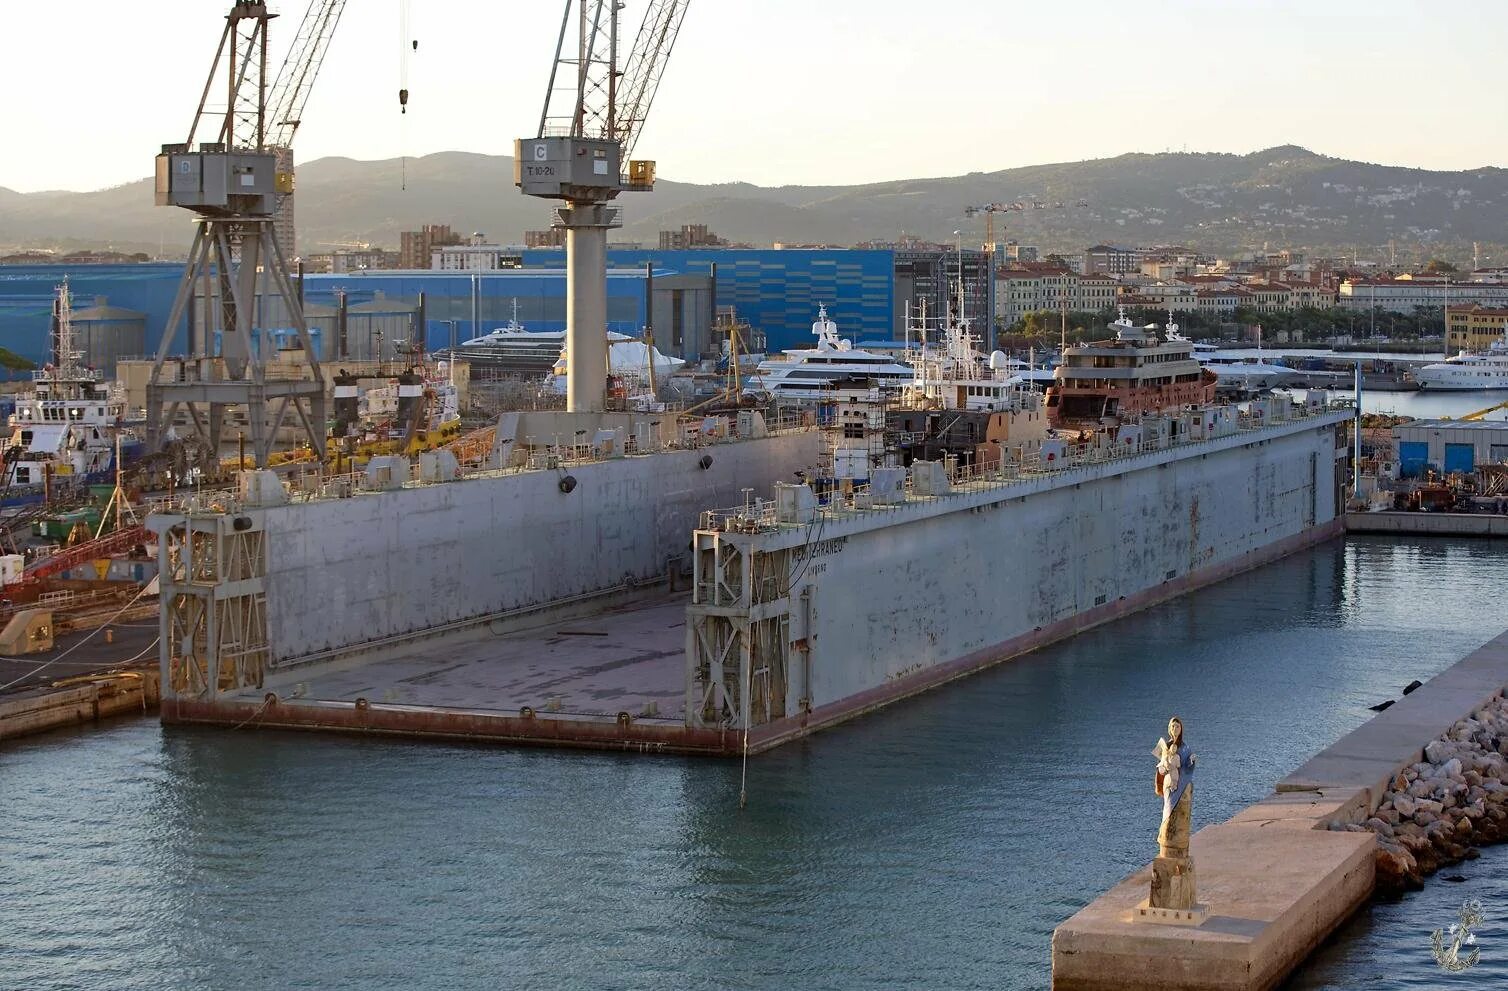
top-left (0, 247), bottom-right (989, 368)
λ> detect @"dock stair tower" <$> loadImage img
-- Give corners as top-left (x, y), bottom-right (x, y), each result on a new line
top-left (146, 1), bottom-right (326, 468)
top-left (516, 0), bottom-right (689, 412)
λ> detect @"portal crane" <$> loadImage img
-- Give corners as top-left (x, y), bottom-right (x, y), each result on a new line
top-left (517, 0), bottom-right (691, 412)
top-left (145, 1), bottom-right (326, 467)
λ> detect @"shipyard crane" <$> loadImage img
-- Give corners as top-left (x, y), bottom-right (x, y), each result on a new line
top-left (145, 1), bottom-right (326, 467)
top-left (963, 203), bottom-right (1009, 259)
top-left (517, 0), bottom-right (692, 412)
top-left (265, 0), bottom-right (349, 261)
top-left (966, 198), bottom-right (1091, 259)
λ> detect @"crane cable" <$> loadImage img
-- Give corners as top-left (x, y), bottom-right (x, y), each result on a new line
top-left (398, 0), bottom-right (414, 190)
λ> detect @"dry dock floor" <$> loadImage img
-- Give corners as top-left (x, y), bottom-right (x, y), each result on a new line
top-left (244, 594), bottom-right (689, 721)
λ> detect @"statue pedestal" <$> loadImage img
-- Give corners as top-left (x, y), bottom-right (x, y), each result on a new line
top-left (1134, 856), bottom-right (1207, 927)
top-left (1133, 900), bottom-right (1209, 926)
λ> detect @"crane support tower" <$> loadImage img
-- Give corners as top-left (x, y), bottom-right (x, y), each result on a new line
top-left (517, 0), bottom-right (689, 412)
top-left (146, 1), bottom-right (326, 468)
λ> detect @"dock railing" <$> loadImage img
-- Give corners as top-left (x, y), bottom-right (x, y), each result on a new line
top-left (699, 398), bottom-right (1356, 533)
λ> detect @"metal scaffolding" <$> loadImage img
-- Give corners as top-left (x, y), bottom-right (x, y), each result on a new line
top-left (158, 510), bottom-right (271, 700)
top-left (685, 528), bottom-right (794, 730)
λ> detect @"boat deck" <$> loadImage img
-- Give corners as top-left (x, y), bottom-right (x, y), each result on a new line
top-left (165, 594), bottom-right (741, 755)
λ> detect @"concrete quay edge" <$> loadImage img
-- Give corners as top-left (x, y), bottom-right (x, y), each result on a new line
top-left (0, 669), bottom-right (160, 743)
top-left (1277, 628), bottom-right (1508, 804)
top-left (1345, 511), bottom-right (1508, 537)
top-left (1051, 628), bottom-right (1508, 991)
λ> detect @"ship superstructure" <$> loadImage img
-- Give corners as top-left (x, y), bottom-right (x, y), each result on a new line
top-left (1045, 308), bottom-right (1217, 429)
top-left (3, 281), bottom-right (133, 490)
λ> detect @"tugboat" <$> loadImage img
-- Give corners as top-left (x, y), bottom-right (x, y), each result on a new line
top-left (1, 281), bottom-right (139, 504)
top-left (1044, 307), bottom-right (1217, 430)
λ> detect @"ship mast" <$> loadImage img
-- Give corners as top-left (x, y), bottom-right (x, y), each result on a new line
top-left (49, 279), bottom-right (91, 399)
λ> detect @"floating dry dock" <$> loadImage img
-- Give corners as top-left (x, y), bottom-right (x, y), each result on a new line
top-left (158, 401), bottom-right (1353, 753)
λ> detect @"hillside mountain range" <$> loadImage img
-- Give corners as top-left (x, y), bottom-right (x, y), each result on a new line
top-left (2, 146), bottom-right (1503, 262)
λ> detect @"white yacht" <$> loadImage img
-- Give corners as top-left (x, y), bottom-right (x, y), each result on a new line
top-left (1194, 319), bottom-right (1290, 390)
top-left (754, 305), bottom-right (913, 402)
top-left (436, 306), bottom-right (574, 375)
top-left (1163, 319), bottom-right (1219, 354)
top-left (545, 338), bottom-right (686, 400)
top-left (3, 281), bottom-right (136, 492)
top-left (1417, 333), bottom-right (1508, 390)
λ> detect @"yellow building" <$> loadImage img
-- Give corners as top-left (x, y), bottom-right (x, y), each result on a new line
top-left (1446, 306), bottom-right (1508, 352)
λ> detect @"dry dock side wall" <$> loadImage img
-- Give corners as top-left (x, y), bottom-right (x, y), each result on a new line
top-left (704, 412), bottom-right (1350, 742)
top-left (809, 423), bottom-right (1343, 709)
top-left (264, 432), bottom-right (821, 663)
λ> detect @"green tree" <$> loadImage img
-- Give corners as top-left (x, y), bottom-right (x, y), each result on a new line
top-left (1422, 258), bottom-right (1459, 274)
top-left (0, 347), bottom-right (36, 378)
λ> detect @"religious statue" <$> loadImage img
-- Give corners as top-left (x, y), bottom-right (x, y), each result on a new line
top-left (1138, 716), bottom-right (1205, 923)
top-left (1154, 716), bottom-right (1196, 860)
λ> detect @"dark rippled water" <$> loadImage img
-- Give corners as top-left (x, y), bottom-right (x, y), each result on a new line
top-left (2, 536), bottom-right (1505, 991)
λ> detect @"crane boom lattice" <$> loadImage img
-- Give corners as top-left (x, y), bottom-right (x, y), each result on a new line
top-left (615, 0), bottom-right (690, 162)
top-left (267, 0), bottom-right (347, 148)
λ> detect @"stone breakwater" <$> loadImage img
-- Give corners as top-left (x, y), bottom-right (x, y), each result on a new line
top-left (1345, 691), bottom-right (1508, 893)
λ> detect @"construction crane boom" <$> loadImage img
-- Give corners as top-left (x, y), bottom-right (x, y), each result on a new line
top-left (1459, 400), bottom-right (1508, 422)
top-left (615, 0), bottom-right (691, 162)
top-left (266, 0), bottom-right (348, 148)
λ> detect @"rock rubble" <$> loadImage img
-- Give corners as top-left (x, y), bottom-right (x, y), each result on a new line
top-left (1342, 693), bottom-right (1508, 893)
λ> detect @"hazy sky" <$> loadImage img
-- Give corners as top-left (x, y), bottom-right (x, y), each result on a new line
top-left (4, 0), bottom-right (1504, 193)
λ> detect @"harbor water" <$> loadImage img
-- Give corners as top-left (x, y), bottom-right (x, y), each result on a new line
top-left (3, 536), bottom-right (1507, 990)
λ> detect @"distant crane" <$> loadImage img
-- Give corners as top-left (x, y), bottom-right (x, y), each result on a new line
top-left (517, 0), bottom-right (691, 412)
top-left (145, 1), bottom-right (326, 467)
top-left (965, 198), bottom-right (1091, 258)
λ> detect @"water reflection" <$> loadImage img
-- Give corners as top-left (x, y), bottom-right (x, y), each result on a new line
top-left (0, 536), bottom-right (1503, 991)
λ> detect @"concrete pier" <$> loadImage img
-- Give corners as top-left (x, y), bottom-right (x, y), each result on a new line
top-left (1346, 510), bottom-right (1508, 537)
top-left (0, 668), bottom-right (160, 743)
top-left (1052, 629), bottom-right (1508, 990)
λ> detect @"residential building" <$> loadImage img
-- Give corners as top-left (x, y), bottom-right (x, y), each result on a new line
top-left (1241, 282), bottom-right (1292, 313)
top-left (996, 265), bottom-right (1119, 323)
top-left (1282, 282), bottom-right (1336, 309)
top-left (398, 224), bottom-right (462, 269)
top-left (1195, 286), bottom-right (1245, 316)
top-left (524, 229), bottom-right (566, 248)
top-left (659, 224), bottom-right (725, 250)
top-left (1133, 282), bottom-right (1199, 312)
top-left (1003, 242), bottom-right (1039, 263)
top-left (1082, 244), bottom-right (1143, 276)
top-left (1446, 306), bottom-right (1508, 352)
